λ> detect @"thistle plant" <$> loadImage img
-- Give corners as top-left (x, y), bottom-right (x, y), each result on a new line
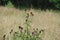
top-left (4, 11), bottom-right (45, 40)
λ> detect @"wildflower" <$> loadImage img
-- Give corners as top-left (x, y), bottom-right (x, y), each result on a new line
top-left (25, 9), bottom-right (27, 12)
top-left (10, 29), bottom-right (13, 34)
top-left (30, 12), bottom-right (34, 16)
top-left (36, 28), bottom-right (38, 31)
top-left (32, 32), bottom-right (34, 35)
top-left (25, 19), bottom-right (28, 22)
top-left (14, 32), bottom-right (18, 34)
top-left (40, 29), bottom-right (44, 32)
top-left (39, 29), bottom-right (44, 33)
top-left (26, 13), bottom-right (29, 19)
top-left (3, 34), bottom-right (6, 40)
top-left (39, 31), bottom-right (41, 33)
top-left (33, 28), bottom-right (35, 31)
top-left (32, 32), bottom-right (36, 35)
top-left (19, 26), bottom-right (23, 30)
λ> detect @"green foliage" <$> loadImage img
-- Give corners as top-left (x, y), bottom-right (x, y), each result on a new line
top-left (49, 0), bottom-right (59, 3)
top-left (49, 0), bottom-right (58, 3)
top-left (49, 0), bottom-right (60, 10)
top-left (6, 1), bottom-right (14, 7)
top-left (0, 0), bottom-right (60, 10)
top-left (56, 3), bottom-right (60, 9)
top-left (12, 28), bottom-right (43, 40)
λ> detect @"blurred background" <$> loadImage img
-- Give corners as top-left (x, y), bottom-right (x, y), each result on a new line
top-left (0, 0), bottom-right (60, 10)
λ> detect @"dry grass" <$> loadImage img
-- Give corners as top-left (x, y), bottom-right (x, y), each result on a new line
top-left (0, 6), bottom-right (60, 40)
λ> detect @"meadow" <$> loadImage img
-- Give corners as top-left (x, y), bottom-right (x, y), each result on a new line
top-left (0, 6), bottom-right (60, 40)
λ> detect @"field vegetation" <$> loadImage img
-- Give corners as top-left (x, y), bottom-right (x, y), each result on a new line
top-left (0, 6), bottom-right (60, 40)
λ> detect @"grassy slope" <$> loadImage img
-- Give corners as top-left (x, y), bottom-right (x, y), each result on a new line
top-left (0, 6), bottom-right (60, 40)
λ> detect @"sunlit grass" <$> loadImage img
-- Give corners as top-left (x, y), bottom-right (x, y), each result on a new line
top-left (0, 7), bottom-right (60, 40)
top-left (4, 11), bottom-right (45, 40)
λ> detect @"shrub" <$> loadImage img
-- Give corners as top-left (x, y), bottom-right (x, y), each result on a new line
top-left (0, 0), bottom-right (60, 10)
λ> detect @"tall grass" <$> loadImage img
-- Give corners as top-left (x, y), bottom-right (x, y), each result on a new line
top-left (2, 10), bottom-right (45, 40)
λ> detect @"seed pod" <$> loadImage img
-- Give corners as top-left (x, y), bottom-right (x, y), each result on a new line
top-left (32, 32), bottom-right (34, 35)
top-left (3, 34), bottom-right (6, 40)
top-left (33, 28), bottom-right (35, 31)
top-left (14, 32), bottom-right (18, 34)
top-left (26, 13), bottom-right (29, 18)
top-left (25, 19), bottom-right (28, 22)
top-left (39, 31), bottom-right (41, 33)
top-left (41, 29), bottom-right (44, 32)
top-left (10, 29), bottom-right (13, 34)
top-left (30, 12), bottom-right (34, 16)
top-left (39, 29), bottom-right (44, 33)
top-left (25, 9), bottom-right (27, 12)
top-left (19, 26), bottom-right (23, 30)
top-left (36, 28), bottom-right (38, 31)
